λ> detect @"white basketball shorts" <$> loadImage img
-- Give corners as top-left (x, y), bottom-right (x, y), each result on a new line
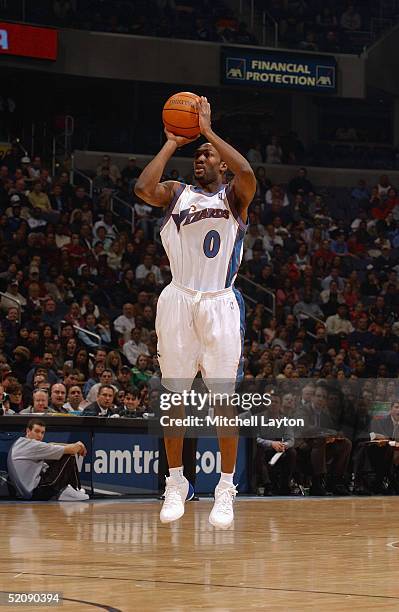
top-left (155, 281), bottom-right (244, 394)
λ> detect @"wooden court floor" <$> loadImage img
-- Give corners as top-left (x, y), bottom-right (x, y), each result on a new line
top-left (0, 496), bottom-right (399, 611)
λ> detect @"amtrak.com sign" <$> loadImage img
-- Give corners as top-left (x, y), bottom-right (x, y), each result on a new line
top-left (221, 48), bottom-right (336, 93)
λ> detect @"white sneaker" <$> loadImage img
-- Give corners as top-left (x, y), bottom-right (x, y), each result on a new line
top-left (160, 476), bottom-right (189, 523)
top-left (58, 485), bottom-right (89, 501)
top-left (209, 483), bottom-right (237, 529)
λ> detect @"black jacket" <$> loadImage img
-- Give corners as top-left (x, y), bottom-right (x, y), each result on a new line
top-left (82, 402), bottom-right (119, 417)
top-left (370, 415), bottom-right (399, 439)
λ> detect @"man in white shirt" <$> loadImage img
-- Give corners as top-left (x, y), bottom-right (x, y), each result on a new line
top-left (326, 305), bottom-right (354, 336)
top-left (262, 224), bottom-right (284, 254)
top-left (135, 254), bottom-right (163, 285)
top-left (113, 303), bottom-right (136, 341)
top-left (28, 156), bottom-right (42, 179)
top-left (123, 328), bottom-right (150, 366)
top-left (93, 212), bottom-right (118, 242)
top-left (7, 418), bottom-right (88, 501)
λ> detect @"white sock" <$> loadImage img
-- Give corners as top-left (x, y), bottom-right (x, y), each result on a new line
top-left (219, 472), bottom-right (234, 487)
top-left (169, 466), bottom-right (185, 482)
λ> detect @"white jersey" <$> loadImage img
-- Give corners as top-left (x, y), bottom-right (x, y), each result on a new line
top-left (160, 183), bottom-right (246, 292)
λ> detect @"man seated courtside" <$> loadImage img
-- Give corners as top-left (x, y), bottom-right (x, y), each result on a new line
top-left (255, 394), bottom-right (296, 495)
top-left (7, 418), bottom-right (89, 501)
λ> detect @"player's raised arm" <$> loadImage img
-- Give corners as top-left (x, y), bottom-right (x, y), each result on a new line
top-left (134, 131), bottom-right (196, 208)
top-left (197, 97), bottom-right (256, 217)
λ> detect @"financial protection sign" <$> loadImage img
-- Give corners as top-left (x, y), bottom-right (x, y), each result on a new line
top-left (221, 47), bottom-right (336, 93)
top-left (0, 22), bottom-right (58, 61)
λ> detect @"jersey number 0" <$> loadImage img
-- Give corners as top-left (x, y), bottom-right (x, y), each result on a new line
top-left (203, 230), bottom-right (221, 258)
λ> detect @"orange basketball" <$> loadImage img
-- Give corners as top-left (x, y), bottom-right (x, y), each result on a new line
top-left (162, 91), bottom-right (200, 139)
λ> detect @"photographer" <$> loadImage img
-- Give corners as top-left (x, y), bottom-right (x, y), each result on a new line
top-left (7, 418), bottom-right (89, 501)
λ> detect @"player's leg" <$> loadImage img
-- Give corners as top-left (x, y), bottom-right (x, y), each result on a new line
top-left (201, 289), bottom-right (243, 528)
top-left (164, 402), bottom-right (186, 468)
top-left (208, 400), bottom-right (238, 528)
top-left (155, 284), bottom-right (199, 522)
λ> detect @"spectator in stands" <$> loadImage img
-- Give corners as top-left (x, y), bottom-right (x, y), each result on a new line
top-left (7, 418), bottom-right (88, 500)
top-left (48, 383), bottom-right (69, 414)
top-left (293, 289), bottom-right (324, 324)
top-left (123, 327), bottom-right (150, 367)
top-left (82, 384), bottom-right (119, 417)
top-left (340, 3), bottom-right (361, 31)
top-left (266, 136), bottom-right (283, 165)
top-left (1, 279), bottom-right (26, 313)
top-left (299, 31), bottom-right (318, 52)
top-left (121, 156), bottom-right (142, 186)
top-left (246, 143), bottom-right (263, 164)
top-left (26, 353), bottom-right (59, 388)
top-left (115, 366), bottom-right (135, 393)
top-left (316, 7), bottom-right (338, 30)
top-left (377, 175), bottom-right (392, 197)
top-left (64, 385), bottom-right (89, 412)
top-left (20, 389), bottom-right (53, 414)
top-left (0, 385), bottom-right (13, 415)
top-left (113, 303), bottom-right (136, 341)
top-left (28, 180), bottom-right (52, 212)
top-left (94, 167), bottom-right (116, 193)
top-left (86, 368), bottom-right (118, 403)
top-left (289, 168), bottom-right (313, 196)
top-left (351, 179), bottom-right (370, 202)
top-left (93, 211), bottom-right (118, 243)
top-left (96, 154), bottom-right (121, 183)
top-left (136, 254), bottom-right (162, 285)
top-left (326, 304), bottom-right (354, 337)
top-left (28, 156), bottom-right (42, 179)
top-left (7, 383), bottom-right (24, 413)
top-left (105, 350), bottom-right (123, 376)
top-left (82, 361), bottom-right (105, 398)
top-left (119, 389), bottom-right (144, 418)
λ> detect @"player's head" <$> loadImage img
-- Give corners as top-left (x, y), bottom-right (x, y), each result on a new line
top-left (193, 143), bottom-right (227, 186)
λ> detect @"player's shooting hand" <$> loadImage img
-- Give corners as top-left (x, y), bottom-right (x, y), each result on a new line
top-left (164, 128), bottom-right (199, 148)
top-left (197, 96), bottom-right (212, 137)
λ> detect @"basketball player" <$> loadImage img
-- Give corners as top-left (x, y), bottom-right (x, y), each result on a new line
top-left (135, 97), bottom-right (256, 528)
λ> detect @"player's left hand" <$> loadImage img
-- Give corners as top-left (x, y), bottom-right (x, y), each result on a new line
top-left (197, 96), bottom-right (212, 136)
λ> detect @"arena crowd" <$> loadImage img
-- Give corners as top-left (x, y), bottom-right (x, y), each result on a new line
top-left (0, 144), bottom-right (398, 496)
top-left (2, 1), bottom-right (396, 54)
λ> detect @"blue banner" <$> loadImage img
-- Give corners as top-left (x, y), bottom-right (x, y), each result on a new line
top-left (221, 47), bottom-right (336, 92)
top-left (1, 431), bottom-right (250, 496)
top-left (91, 434), bottom-right (249, 494)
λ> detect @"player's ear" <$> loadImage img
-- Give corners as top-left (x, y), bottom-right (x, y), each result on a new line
top-left (220, 161), bottom-right (228, 174)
